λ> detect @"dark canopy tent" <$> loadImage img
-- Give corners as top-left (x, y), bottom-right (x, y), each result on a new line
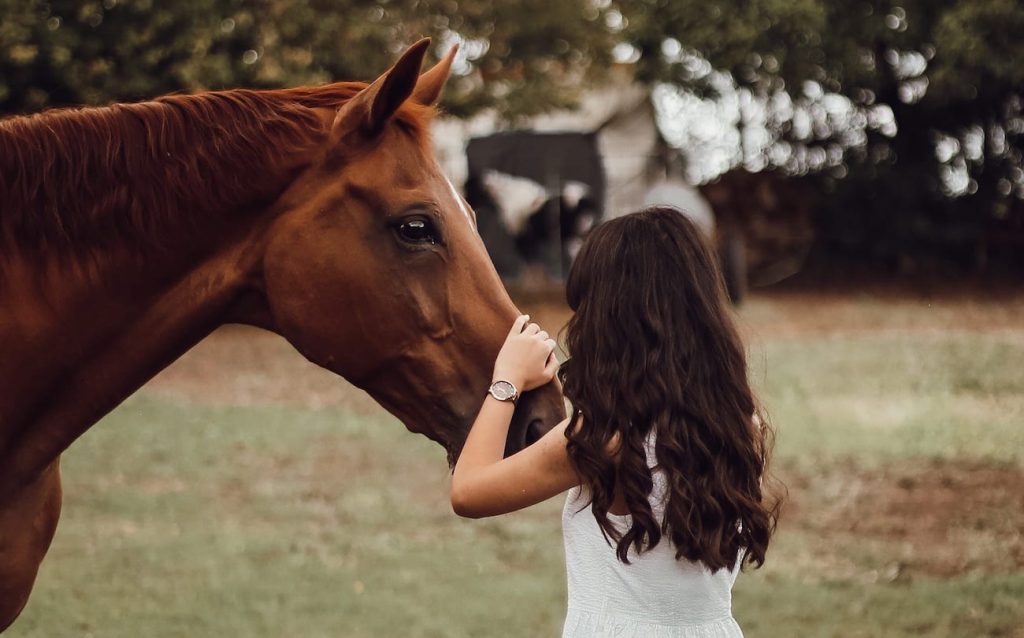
top-left (465, 131), bottom-right (606, 279)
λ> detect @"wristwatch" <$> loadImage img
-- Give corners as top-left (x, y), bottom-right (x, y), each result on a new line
top-left (487, 380), bottom-right (519, 404)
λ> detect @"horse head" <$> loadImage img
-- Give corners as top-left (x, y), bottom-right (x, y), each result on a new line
top-left (257, 40), bottom-right (565, 462)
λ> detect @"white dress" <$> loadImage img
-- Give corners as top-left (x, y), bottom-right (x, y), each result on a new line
top-left (561, 434), bottom-right (744, 638)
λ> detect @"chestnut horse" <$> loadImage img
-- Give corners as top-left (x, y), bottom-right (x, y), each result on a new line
top-left (0, 39), bottom-right (564, 631)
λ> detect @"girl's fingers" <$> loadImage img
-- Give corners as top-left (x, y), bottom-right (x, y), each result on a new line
top-left (536, 330), bottom-right (549, 341)
top-left (543, 353), bottom-right (559, 378)
top-left (543, 341), bottom-right (558, 374)
top-left (509, 314), bottom-right (529, 336)
top-left (524, 322), bottom-right (541, 336)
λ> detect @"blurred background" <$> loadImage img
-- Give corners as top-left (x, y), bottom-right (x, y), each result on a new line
top-left (3, 1), bottom-right (1022, 636)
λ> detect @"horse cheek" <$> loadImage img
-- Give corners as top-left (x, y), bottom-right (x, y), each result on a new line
top-left (261, 220), bottom-right (364, 375)
top-left (402, 257), bottom-right (454, 342)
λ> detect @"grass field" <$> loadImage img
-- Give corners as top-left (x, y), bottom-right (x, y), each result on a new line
top-left (7, 291), bottom-right (1024, 637)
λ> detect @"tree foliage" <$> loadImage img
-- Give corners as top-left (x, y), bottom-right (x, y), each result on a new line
top-left (0, 0), bottom-right (614, 118)
top-left (1, 0), bottom-right (1021, 269)
top-left (616, 0), bottom-right (1024, 269)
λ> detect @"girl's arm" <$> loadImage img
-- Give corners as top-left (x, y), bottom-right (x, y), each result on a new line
top-left (451, 414), bottom-right (577, 518)
top-left (450, 315), bottom-right (579, 518)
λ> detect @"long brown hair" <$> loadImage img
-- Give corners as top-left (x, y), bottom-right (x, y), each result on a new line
top-left (558, 206), bottom-right (780, 571)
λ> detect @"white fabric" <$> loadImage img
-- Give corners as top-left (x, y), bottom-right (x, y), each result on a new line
top-left (480, 169), bottom-right (548, 234)
top-left (642, 179), bottom-right (716, 238)
top-left (561, 434), bottom-right (744, 638)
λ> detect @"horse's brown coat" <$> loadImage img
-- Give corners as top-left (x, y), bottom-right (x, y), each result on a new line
top-left (0, 39), bottom-right (564, 631)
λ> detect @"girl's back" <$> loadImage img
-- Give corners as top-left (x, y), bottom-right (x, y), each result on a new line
top-left (561, 433), bottom-right (744, 637)
top-left (450, 207), bottom-right (779, 637)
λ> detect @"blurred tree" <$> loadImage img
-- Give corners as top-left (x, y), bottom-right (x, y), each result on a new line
top-left (0, 0), bottom-right (615, 119)
top-left (2, 0), bottom-right (1021, 271)
top-left (616, 0), bottom-right (1024, 272)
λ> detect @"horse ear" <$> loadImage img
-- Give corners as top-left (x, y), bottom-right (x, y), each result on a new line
top-left (412, 44), bottom-right (459, 106)
top-left (332, 38), bottom-right (431, 139)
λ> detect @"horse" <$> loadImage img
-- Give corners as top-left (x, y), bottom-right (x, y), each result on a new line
top-left (0, 39), bottom-right (565, 631)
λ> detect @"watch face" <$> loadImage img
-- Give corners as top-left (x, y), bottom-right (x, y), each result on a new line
top-left (490, 380), bottom-right (516, 401)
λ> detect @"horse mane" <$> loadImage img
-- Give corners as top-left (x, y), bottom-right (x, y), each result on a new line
top-left (0, 83), bottom-right (434, 255)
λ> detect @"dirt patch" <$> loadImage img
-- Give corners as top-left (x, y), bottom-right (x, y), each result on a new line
top-left (515, 283), bottom-right (1024, 340)
top-left (740, 290), bottom-right (1024, 340)
top-left (779, 459), bottom-right (1024, 579)
top-left (147, 293), bottom-right (1023, 407)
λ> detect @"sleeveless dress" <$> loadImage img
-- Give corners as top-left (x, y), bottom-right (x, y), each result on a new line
top-left (561, 434), bottom-right (745, 638)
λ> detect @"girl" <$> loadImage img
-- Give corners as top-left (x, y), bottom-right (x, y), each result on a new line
top-left (451, 207), bottom-right (779, 637)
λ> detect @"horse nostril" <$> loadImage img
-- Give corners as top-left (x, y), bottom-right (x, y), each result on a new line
top-left (525, 418), bottom-right (546, 447)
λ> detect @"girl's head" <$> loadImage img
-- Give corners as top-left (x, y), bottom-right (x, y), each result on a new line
top-left (558, 206), bottom-right (779, 571)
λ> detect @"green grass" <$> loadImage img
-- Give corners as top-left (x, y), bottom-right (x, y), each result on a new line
top-left (11, 399), bottom-right (569, 638)
top-left (7, 301), bottom-right (1024, 637)
top-left (751, 332), bottom-right (1024, 467)
top-left (735, 573), bottom-right (1024, 638)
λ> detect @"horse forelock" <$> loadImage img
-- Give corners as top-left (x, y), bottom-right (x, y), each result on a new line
top-left (0, 82), bottom-right (436, 260)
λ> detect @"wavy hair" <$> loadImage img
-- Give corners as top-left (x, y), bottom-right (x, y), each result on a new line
top-left (558, 206), bottom-right (780, 571)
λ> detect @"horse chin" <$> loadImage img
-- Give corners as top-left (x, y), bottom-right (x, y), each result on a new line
top-left (384, 381), bottom-right (565, 470)
top-left (443, 410), bottom-right (540, 471)
top-left (526, 418), bottom-right (549, 445)
top-left (503, 386), bottom-right (564, 457)
top-left (502, 414), bottom-right (539, 459)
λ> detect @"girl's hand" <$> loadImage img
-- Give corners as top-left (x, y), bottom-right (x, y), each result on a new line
top-left (492, 314), bottom-right (559, 392)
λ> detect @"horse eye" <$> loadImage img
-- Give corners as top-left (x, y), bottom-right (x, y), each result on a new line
top-left (396, 217), bottom-right (439, 245)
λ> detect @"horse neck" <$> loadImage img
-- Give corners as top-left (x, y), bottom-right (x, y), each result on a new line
top-left (0, 89), bottom-right (340, 488)
top-left (0, 164), bottom-right (311, 500)
top-left (0, 218), bottom-right (278, 496)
